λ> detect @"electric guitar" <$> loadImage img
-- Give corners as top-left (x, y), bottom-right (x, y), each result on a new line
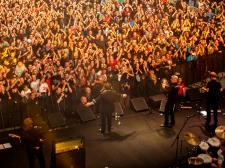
top-left (9, 133), bottom-right (45, 149)
top-left (8, 134), bottom-right (21, 143)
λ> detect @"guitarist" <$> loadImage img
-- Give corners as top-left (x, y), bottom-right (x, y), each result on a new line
top-left (20, 118), bottom-right (46, 168)
top-left (202, 72), bottom-right (223, 127)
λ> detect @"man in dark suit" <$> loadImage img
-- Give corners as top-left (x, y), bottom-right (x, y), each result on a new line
top-left (161, 75), bottom-right (179, 127)
top-left (86, 82), bottom-right (127, 134)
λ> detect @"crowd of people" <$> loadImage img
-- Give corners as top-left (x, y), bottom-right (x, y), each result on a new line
top-left (0, 0), bottom-right (224, 127)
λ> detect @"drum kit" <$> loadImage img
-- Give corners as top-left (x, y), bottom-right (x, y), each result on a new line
top-left (184, 126), bottom-right (225, 167)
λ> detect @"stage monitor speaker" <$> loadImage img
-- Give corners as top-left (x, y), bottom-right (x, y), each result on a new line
top-left (131, 97), bottom-right (148, 112)
top-left (159, 99), bottom-right (167, 112)
top-left (51, 149), bottom-right (85, 168)
top-left (77, 107), bottom-right (96, 122)
top-left (32, 116), bottom-right (45, 125)
top-left (159, 99), bottom-right (176, 113)
top-left (186, 88), bottom-right (201, 101)
top-left (112, 102), bottom-right (124, 116)
top-left (47, 113), bottom-right (66, 128)
top-left (31, 116), bottom-right (47, 130)
top-left (149, 94), bottom-right (167, 108)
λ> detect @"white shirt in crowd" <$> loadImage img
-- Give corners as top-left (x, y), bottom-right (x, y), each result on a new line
top-left (39, 82), bottom-right (49, 93)
top-left (21, 89), bottom-right (31, 98)
top-left (30, 79), bottom-right (40, 92)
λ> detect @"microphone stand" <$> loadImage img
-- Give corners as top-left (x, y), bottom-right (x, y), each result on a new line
top-left (194, 83), bottom-right (203, 111)
top-left (171, 116), bottom-right (191, 165)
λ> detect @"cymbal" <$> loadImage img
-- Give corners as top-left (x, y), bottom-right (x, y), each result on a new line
top-left (215, 126), bottom-right (225, 139)
top-left (184, 132), bottom-right (200, 146)
top-left (188, 157), bottom-right (204, 165)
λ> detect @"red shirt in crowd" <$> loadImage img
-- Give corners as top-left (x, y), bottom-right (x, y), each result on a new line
top-left (46, 78), bottom-right (52, 91)
top-left (108, 59), bottom-right (117, 70)
top-left (178, 83), bottom-right (185, 96)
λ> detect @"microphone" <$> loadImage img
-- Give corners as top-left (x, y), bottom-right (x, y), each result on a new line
top-left (187, 114), bottom-right (197, 118)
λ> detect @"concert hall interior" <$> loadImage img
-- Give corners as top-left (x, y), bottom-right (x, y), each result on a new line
top-left (0, 0), bottom-right (224, 167)
top-left (1, 83), bottom-right (225, 168)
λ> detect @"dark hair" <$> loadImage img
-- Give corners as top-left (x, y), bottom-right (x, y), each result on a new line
top-left (103, 82), bottom-right (112, 90)
top-left (23, 84), bottom-right (28, 88)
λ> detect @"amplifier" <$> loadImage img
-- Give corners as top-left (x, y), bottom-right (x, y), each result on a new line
top-left (52, 137), bottom-right (84, 154)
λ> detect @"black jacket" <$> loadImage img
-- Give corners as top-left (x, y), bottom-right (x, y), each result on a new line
top-left (206, 80), bottom-right (222, 98)
top-left (20, 128), bottom-right (42, 150)
top-left (164, 83), bottom-right (179, 103)
top-left (95, 90), bottom-right (122, 113)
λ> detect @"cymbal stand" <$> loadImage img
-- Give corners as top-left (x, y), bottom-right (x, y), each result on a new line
top-left (171, 117), bottom-right (190, 165)
top-left (179, 139), bottom-right (184, 160)
top-left (195, 84), bottom-right (204, 110)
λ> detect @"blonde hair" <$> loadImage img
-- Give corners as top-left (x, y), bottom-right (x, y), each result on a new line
top-left (23, 118), bottom-right (33, 131)
top-left (171, 75), bottom-right (178, 82)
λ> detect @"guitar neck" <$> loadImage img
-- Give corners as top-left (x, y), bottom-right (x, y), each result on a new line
top-left (8, 134), bottom-right (21, 143)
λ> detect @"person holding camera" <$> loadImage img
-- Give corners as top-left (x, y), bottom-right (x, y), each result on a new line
top-left (58, 74), bottom-right (73, 119)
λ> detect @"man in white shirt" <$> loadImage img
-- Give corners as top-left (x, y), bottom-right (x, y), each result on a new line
top-left (39, 77), bottom-right (50, 97)
top-left (30, 75), bottom-right (40, 92)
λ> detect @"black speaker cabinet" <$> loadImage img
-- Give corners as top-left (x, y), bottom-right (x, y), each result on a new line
top-left (47, 113), bottom-right (66, 128)
top-left (32, 116), bottom-right (45, 126)
top-left (159, 99), bottom-right (167, 112)
top-left (51, 137), bottom-right (85, 168)
top-left (186, 88), bottom-right (201, 101)
top-left (149, 94), bottom-right (167, 108)
top-left (51, 149), bottom-right (85, 168)
top-left (131, 97), bottom-right (148, 112)
top-left (112, 102), bottom-right (124, 116)
top-left (77, 107), bottom-right (96, 122)
top-left (159, 99), bottom-right (175, 113)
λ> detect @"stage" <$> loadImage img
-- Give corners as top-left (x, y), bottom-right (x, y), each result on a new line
top-left (1, 95), bottom-right (225, 168)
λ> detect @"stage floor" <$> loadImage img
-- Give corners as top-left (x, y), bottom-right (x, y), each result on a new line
top-left (1, 96), bottom-right (225, 168)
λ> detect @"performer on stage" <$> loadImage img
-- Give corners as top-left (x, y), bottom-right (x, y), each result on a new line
top-left (202, 72), bottom-right (223, 127)
top-left (20, 118), bottom-right (46, 168)
top-left (85, 82), bottom-right (127, 134)
top-left (161, 75), bottom-right (179, 127)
